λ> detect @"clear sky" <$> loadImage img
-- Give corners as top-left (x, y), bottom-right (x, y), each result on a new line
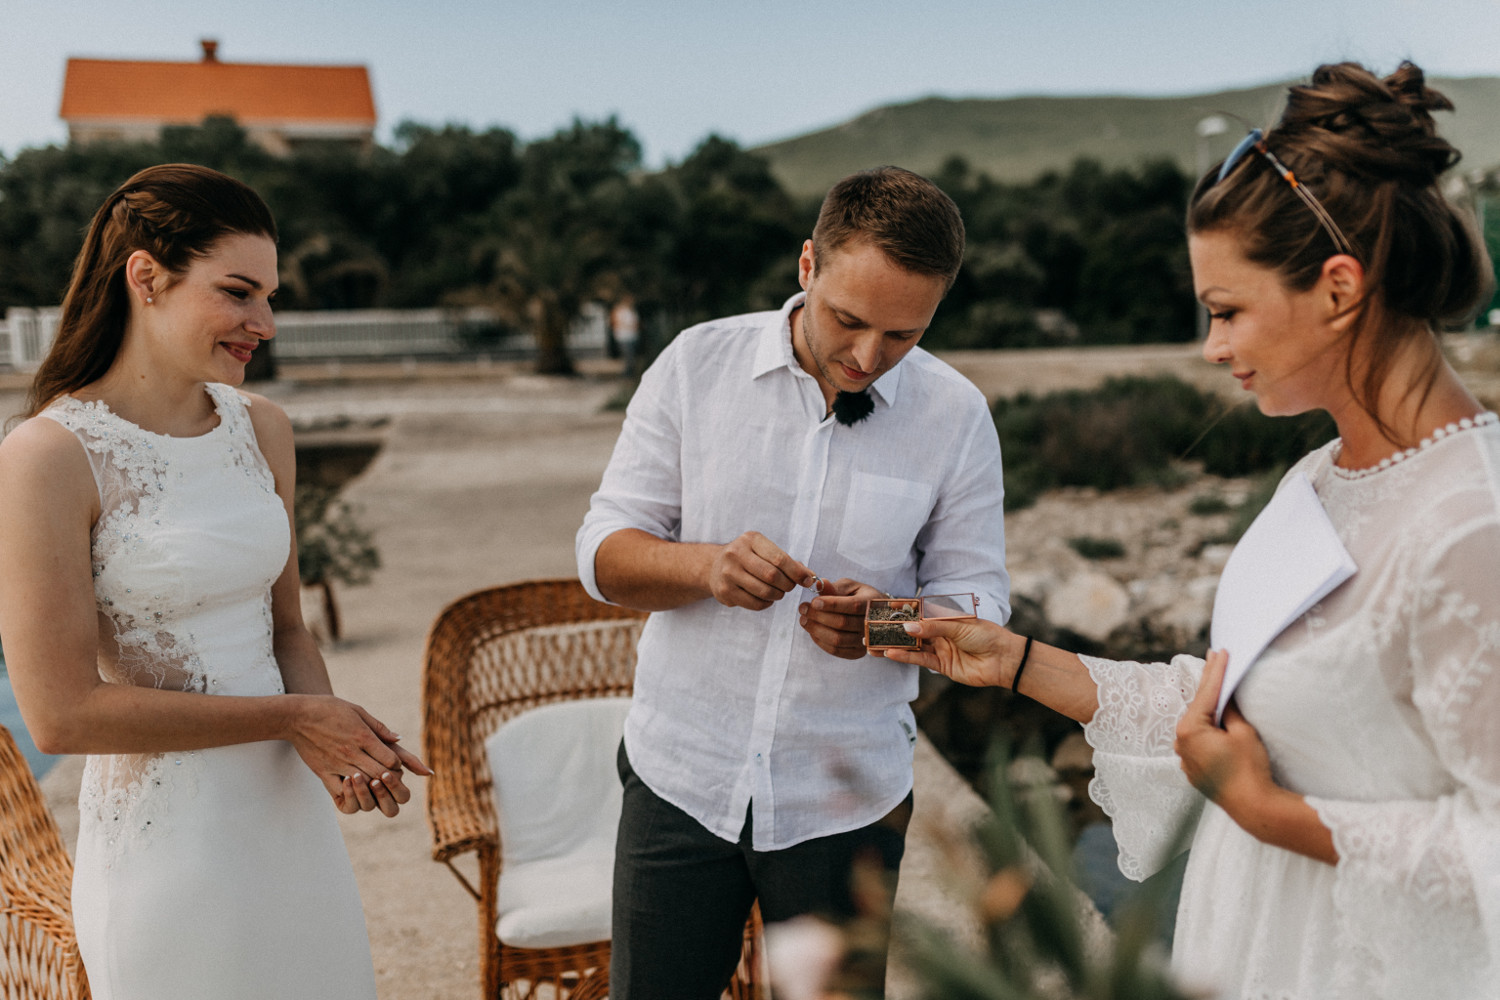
top-left (3, 0), bottom-right (1498, 165)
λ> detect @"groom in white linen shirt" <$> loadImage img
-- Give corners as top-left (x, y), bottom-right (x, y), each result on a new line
top-left (576, 166), bottom-right (1009, 998)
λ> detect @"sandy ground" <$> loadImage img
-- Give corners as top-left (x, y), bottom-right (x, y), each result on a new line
top-left (23, 335), bottom-right (1492, 998)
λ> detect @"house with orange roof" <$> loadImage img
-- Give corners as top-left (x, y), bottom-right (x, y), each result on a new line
top-left (59, 40), bottom-right (377, 156)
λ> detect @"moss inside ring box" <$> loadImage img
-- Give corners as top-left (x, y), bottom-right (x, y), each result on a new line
top-left (865, 593), bottom-right (978, 650)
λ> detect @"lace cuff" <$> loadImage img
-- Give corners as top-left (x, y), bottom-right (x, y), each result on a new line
top-left (1082, 654), bottom-right (1206, 881)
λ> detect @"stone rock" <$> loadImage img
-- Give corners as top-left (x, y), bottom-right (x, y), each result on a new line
top-left (1045, 571), bottom-right (1131, 643)
top-left (1159, 574), bottom-right (1219, 639)
top-left (1198, 543), bottom-right (1235, 572)
top-left (1009, 567), bottom-right (1060, 603)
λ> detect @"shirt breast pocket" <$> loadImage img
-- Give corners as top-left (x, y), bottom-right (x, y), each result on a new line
top-left (836, 472), bottom-right (934, 572)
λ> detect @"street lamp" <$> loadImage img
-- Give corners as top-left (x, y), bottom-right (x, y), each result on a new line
top-left (1196, 114), bottom-right (1229, 179)
top-left (1194, 115), bottom-right (1229, 339)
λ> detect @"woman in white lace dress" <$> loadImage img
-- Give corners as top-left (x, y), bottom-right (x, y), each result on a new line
top-left (879, 63), bottom-right (1499, 999)
top-left (0, 164), bottom-right (429, 999)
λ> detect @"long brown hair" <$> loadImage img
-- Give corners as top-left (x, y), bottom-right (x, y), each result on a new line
top-left (23, 163), bottom-right (277, 418)
top-left (1188, 62), bottom-right (1491, 440)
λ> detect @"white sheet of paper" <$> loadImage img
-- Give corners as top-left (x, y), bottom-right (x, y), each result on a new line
top-left (1209, 472), bottom-right (1356, 723)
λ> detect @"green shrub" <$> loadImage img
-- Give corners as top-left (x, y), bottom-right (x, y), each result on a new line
top-left (995, 375), bottom-right (1336, 508)
top-left (295, 484), bottom-right (380, 588)
top-left (1192, 405), bottom-right (1336, 478)
top-left (1217, 468), bottom-right (1286, 545)
top-left (1067, 536), bottom-right (1126, 560)
top-left (1187, 493), bottom-right (1231, 516)
top-left (900, 743), bottom-right (1194, 1000)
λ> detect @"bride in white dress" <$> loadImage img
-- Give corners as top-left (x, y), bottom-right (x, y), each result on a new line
top-left (0, 164), bottom-right (429, 999)
top-left (870, 63), bottom-right (1499, 998)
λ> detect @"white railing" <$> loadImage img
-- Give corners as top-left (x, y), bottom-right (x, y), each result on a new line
top-left (2, 308), bottom-right (62, 371)
top-left (271, 306), bottom-right (514, 359)
top-left (1, 303), bottom-right (608, 368)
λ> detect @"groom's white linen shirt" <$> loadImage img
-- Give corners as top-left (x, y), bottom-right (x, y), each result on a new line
top-left (577, 293), bottom-right (1009, 850)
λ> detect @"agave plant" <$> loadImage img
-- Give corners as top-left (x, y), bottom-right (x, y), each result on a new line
top-left (770, 741), bottom-right (1198, 1000)
top-left (295, 483), bottom-right (380, 641)
top-left (902, 743), bottom-right (1195, 1000)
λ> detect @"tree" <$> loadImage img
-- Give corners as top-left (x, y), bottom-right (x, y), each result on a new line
top-left (381, 123), bottom-right (523, 307)
top-left (0, 142), bottom-right (162, 308)
top-left (461, 117), bottom-right (643, 374)
top-left (295, 484), bottom-right (379, 642)
top-left (658, 135), bottom-right (807, 325)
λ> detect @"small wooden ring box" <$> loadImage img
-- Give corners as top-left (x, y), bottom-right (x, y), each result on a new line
top-left (865, 593), bottom-right (979, 649)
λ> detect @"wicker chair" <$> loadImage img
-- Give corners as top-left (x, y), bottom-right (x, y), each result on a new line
top-left (0, 724), bottom-right (90, 1000)
top-left (422, 578), bottom-right (764, 1000)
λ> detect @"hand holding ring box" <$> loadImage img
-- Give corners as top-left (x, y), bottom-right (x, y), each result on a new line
top-left (865, 593), bottom-right (979, 649)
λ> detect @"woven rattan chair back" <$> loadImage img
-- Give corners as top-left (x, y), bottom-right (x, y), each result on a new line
top-left (0, 724), bottom-right (90, 999)
top-left (422, 578), bottom-right (763, 999)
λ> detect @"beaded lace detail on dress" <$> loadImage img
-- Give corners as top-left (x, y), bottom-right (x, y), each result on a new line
top-left (1079, 421), bottom-right (1500, 998)
top-left (1329, 410), bottom-right (1497, 479)
top-left (40, 384), bottom-right (287, 862)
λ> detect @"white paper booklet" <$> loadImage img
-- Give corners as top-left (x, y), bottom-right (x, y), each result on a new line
top-left (1209, 472), bottom-right (1357, 723)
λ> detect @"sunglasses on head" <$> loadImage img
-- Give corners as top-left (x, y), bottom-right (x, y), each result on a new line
top-left (1217, 128), bottom-right (1356, 257)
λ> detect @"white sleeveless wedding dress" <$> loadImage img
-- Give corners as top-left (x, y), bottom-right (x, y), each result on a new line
top-left (41, 383), bottom-right (376, 1000)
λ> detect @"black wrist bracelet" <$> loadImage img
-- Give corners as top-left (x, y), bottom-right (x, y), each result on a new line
top-left (1011, 635), bottom-right (1034, 695)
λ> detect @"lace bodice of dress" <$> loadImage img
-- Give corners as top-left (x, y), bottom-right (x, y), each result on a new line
top-left (40, 383), bottom-right (291, 855)
top-left (1082, 415), bottom-right (1500, 998)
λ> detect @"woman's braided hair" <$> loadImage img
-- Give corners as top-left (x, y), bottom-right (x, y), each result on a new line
top-left (1189, 62), bottom-right (1492, 434)
top-left (23, 163), bottom-right (277, 419)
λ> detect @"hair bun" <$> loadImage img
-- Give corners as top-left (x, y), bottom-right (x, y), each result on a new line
top-left (1381, 61), bottom-right (1455, 117)
top-left (1277, 60), bottom-right (1460, 184)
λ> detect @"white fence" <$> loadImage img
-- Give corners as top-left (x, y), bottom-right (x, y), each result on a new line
top-left (0, 308), bottom-right (62, 371)
top-left (1, 303), bottom-right (608, 369)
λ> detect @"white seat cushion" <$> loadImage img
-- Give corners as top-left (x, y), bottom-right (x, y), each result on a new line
top-left (484, 697), bottom-right (631, 949)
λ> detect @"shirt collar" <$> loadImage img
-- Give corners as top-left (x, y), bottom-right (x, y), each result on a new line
top-left (752, 292), bottom-right (905, 408)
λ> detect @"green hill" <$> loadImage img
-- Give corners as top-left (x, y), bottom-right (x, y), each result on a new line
top-left (753, 77), bottom-right (1500, 197)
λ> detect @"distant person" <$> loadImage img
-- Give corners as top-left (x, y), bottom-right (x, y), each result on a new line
top-left (882, 62), bottom-right (1500, 999)
top-left (577, 166), bottom-right (1009, 997)
top-left (610, 293), bottom-right (641, 376)
top-left (0, 163), bottom-right (430, 1000)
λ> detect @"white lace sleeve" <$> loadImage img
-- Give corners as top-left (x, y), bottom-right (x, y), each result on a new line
top-left (1304, 516), bottom-right (1500, 995)
top-left (1081, 653), bottom-right (1207, 881)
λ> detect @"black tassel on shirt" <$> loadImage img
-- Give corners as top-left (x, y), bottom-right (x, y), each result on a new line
top-left (831, 389), bottom-right (875, 426)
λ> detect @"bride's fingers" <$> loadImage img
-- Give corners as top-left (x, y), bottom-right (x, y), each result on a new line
top-left (390, 741), bottom-right (434, 777)
top-left (1187, 649), bottom-right (1231, 721)
top-left (876, 643), bottom-right (940, 669)
top-left (357, 706), bottom-right (404, 747)
top-left (348, 772), bottom-right (379, 812)
top-left (371, 770), bottom-right (411, 806)
top-left (367, 775), bottom-right (402, 817)
top-left (351, 737), bottom-right (407, 782)
top-left (323, 773), bottom-right (358, 813)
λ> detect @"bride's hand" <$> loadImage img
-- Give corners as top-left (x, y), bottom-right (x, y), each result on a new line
top-left (1175, 649), bottom-right (1275, 806)
top-left (287, 695), bottom-right (432, 817)
top-left (332, 739), bottom-right (435, 816)
top-left (873, 617), bottom-right (1015, 689)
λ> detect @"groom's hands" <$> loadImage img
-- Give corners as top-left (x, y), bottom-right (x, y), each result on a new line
top-left (799, 577), bottom-right (885, 659)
